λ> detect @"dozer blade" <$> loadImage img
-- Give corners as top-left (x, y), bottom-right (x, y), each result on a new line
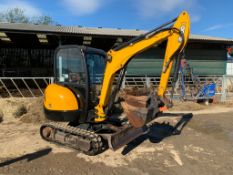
top-left (101, 125), bottom-right (148, 151)
top-left (121, 93), bottom-right (160, 128)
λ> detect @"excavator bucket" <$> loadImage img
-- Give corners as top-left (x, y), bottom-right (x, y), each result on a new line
top-left (121, 92), bottom-right (160, 128)
top-left (121, 94), bottom-right (148, 128)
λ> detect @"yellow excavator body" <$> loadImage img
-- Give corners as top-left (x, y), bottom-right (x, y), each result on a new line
top-left (44, 83), bottom-right (79, 111)
top-left (41, 11), bottom-right (191, 155)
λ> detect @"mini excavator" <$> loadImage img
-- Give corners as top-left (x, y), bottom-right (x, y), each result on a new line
top-left (40, 11), bottom-right (190, 155)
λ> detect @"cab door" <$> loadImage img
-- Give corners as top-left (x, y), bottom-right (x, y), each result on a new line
top-left (55, 46), bottom-right (89, 123)
top-left (86, 51), bottom-right (106, 109)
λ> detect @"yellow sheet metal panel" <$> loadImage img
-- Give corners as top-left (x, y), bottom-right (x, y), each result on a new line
top-left (44, 84), bottom-right (78, 111)
top-left (158, 11), bottom-right (190, 97)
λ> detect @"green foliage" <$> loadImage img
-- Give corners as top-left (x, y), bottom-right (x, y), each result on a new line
top-left (33, 16), bottom-right (54, 25)
top-left (0, 8), bottom-right (28, 23)
top-left (0, 7), bottom-right (58, 25)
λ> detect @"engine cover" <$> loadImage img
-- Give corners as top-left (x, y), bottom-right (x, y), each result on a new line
top-left (44, 83), bottom-right (80, 122)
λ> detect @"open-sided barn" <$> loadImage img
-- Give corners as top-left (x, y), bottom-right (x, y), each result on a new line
top-left (0, 23), bottom-right (232, 77)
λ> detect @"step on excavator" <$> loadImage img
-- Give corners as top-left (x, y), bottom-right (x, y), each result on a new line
top-left (40, 11), bottom-right (190, 155)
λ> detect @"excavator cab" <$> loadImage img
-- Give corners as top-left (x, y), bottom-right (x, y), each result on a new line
top-left (44, 45), bottom-right (107, 123)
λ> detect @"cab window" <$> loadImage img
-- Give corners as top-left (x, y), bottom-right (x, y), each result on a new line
top-left (55, 48), bottom-right (86, 85)
top-left (86, 53), bottom-right (106, 84)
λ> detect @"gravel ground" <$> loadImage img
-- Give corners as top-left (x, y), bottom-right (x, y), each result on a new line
top-left (0, 98), bottom-right (233, 175)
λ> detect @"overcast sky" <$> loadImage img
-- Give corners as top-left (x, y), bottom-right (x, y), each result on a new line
top-left (0, 0), bottom-right (232, 38)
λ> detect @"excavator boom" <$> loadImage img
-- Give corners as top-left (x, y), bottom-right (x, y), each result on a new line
top-left (95, 11), bottom-right (190, 122)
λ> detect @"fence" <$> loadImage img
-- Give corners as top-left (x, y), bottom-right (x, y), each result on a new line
top-left (122, 75), bottom-right (223, 96)
top-left (0, 75), bottom-right (227, 101)
top-left (221, 75), bottom-right (233, 102)
top-left (0, 77), bottom-right (53, 98)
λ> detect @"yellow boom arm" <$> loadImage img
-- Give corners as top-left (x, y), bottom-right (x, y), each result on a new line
top-left (95, 11), bottom-right (190, 122)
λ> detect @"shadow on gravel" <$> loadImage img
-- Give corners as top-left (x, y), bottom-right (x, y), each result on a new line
top-left (0, 147), bottom-right (52, 167)
top-left (122, 113), bottom-right (193, 155)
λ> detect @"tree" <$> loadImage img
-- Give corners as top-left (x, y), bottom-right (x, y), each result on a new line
top-left (0, 8), bottom-right (29, 23)
top-left (0, 8), bottom-right (58, 25)
top-left (33, 16), bottom-right (54, 25)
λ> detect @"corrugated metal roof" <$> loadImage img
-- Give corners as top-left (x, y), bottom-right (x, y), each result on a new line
top-left (0, 23), bottom-right (145, 37)
top-left (189, 34), bottom-right (233, 42)
top-left (0, 23), bottom-right (233, 43)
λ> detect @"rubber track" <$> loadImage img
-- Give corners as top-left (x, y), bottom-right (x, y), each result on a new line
top-left (40, 122), bottom-right (103, 156)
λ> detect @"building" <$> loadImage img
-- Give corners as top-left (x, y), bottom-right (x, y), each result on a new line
top-left (0, 23), bottom-right (232, 78)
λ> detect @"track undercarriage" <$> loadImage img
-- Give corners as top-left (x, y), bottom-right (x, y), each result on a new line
top-left (40, 120), bottom-right (149, 155)
top-left (40, 91), bottom-right (162, 155)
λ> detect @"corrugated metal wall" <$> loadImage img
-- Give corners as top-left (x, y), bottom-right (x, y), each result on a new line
top-left (127, 47), bottom-right (164, 76)
top-left (126, 47), bottom-right (227, 76)
top-left (186, 49), bottom-right (226, 76)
